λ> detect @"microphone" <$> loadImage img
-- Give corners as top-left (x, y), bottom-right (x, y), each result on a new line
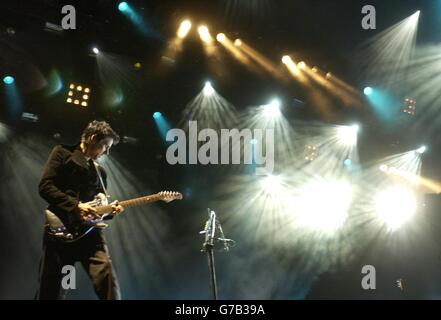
top-left (207, 210), bottom-right (216, 246)
top-left (216, 221), bottom-right (229, 251)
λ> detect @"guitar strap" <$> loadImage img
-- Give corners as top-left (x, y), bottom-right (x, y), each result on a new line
top-left (92, 160), bottom-right (109, 199)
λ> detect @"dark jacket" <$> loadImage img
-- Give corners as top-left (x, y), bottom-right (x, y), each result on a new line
top-left (39, 144), bottom-right (107, 216)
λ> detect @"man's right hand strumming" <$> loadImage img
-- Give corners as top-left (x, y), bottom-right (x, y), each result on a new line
top-left (74, 203), bottom-right (100, 221)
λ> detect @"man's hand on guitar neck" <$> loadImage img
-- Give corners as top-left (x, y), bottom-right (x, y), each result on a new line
top-left (109, 200), bottom-right (124, 217)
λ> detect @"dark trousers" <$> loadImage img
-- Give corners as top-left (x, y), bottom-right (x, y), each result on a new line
top-left (36, 230), bottom-right (121, 300)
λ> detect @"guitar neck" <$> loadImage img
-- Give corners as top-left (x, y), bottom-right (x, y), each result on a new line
top-left (96, 194), bottom-right (161, 215)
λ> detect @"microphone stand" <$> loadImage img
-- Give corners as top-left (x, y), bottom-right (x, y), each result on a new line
top-left (201, 209), bottom-right (218, 300)
top-left (200, 208), bottom-right (235, 300)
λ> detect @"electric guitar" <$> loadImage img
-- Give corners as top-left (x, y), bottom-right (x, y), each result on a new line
top-left (45, 191), bottom-right (183, 243)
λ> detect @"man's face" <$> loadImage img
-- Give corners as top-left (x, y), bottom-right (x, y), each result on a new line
top-left (89, 137), bottom-right (114, 160)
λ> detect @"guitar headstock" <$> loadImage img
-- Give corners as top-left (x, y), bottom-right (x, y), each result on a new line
top-left (157, 191), bottom-right (183, 203)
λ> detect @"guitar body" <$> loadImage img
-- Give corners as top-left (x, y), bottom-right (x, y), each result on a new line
top-left (44, 191), bottom-right (182, 243)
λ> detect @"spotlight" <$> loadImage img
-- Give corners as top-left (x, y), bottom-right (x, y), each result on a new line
top-left (282, 55), bottom-right (292, 64)
top-left (3, 76), bottom-right (15, 85)
top-left (379, 164), bottom-right (389, 172)
top-left (351, 124), bottom-right (360, 132)
top-left (153, 112), bottom-right (162, 119)
top-left (216, 33), bottom-right (226, 42)
top-left (251, 139), bottom-right (258, 145)
top-left (375, 186), bottom-right (417, 231)
top-left (294, 180), bottom-right (352, 232)
top-left (416, 145), bottom-right (427, 154)
top-left (337, 125), bottom-right (359, 146)
top-left (234, 39), bottom-right (242, 46)
top-left (177, 20), bottom-right (192, 39)
top-left (298, 61), bottom-right (306, 69)
top-left (364, 87), bottom-right (373, 96)
top-left (203, 81), bottom-right (215, 96)
top-left (263, 99), bottom-right (281, 117)
top-left (261, 175), bottom-right (283, 194)
top-left (118, 2), bottom-right (129, 12)
top-left (198, 25), bottom-right (212, 43)
top-left (92, 47), bottom-right (99, 54)
top-left (326, 72), bottom-right (332, 79)
top-left (312, 67), bottom-right (318, 73)
top-left (344, 159), bottom-right (352, 166)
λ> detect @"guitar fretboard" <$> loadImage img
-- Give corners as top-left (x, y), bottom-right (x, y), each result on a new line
top-left (96, 194), bottom-right (162, 215)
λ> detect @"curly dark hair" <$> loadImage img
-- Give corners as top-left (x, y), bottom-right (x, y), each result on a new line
top-left (81, 120), bottom-right (120, 145)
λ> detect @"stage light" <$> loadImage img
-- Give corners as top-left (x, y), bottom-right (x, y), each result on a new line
top-left (118, 2), bottom-right (129, 12)
top-left (337, 125), bottom-right (359, 146)
top-left (216, 33), bottom-right (226, 43)
top-left (153, 112), bottom-right (162, 119)
top-left (134, 62), bottom-right (142, 69)
top-left (416, 145), bottom-right (427, 154)
top-left (198, 25), bottom-right (212, 43)
top-left (411, 10), bottom-right (421, 22)
top-left (263, 99), bottom-right (281, 117)
top-left (177, 20), bottom-right (192, 39)
top-left (251, 139), bottom-right (258, 145)
top-left (304, 145), bottom-right (319, 161)
top-left (261, 175), bottom-right (283, 194)
top-left (234, 39), bottom-right (242, 46)
top-left (364, 87), bottom-right (373, 96)
top-left (326, 72), bottom-right (332, 79)
top-left (293, 180), bottom-right (352, 232)
top-left (312, 67), bottom-right (318, 73)
top-left (379, 164), bottom-right (389, 172)
top-left (203, 81), bottom-right (215, 96)
top-left (344, 159), bottom-right (352, 166)
top-left (403, 98), bottom-right (416, 115)
top-left (298, 61), bottom-right (306, 69)
top-left (374, 186), bottom-right (417, 231)
top-left (282, 55), bottom-right (292, 64)
top-left (66, 83), bottom-right (90, 106)
top-left (3, 76), bottom-right (14, 85)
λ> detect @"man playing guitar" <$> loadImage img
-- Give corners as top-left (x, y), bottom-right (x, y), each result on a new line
top-left (37, 120), bottom-right (124, 299)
